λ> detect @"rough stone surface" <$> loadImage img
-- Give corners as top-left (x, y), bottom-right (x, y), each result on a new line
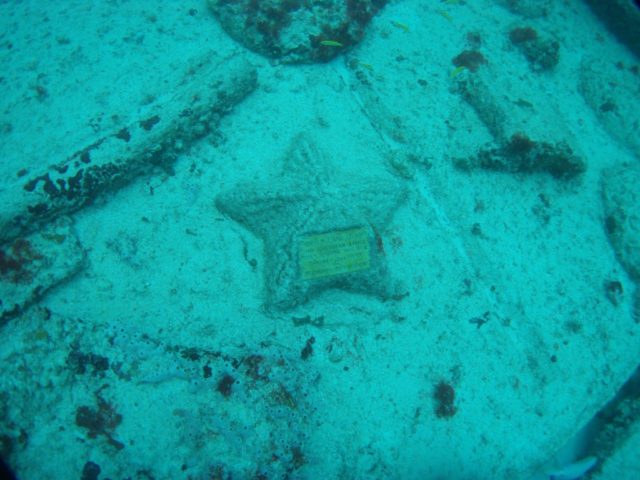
top-left (207, 0), bottom-right (388, 64)
top-left (0, 217), bottom-right (85, 323)
top-left (454, 74), bottom-right (508, 142)
top-left (601, 163), bottom-right (640, 282)
top-left (0, 310), bottom-right (321, 478)
top-left (579, 58), bottom-right (640, 159)
top-left (215, 134), bottom-right (407, 311)
top-left (0, 55), bottom-right (257, 244)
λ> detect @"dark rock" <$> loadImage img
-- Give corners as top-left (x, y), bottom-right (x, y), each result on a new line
top-left (207, 0), bottom-right (388, 63)
top-left (582, 0), bottom-right (640, 59)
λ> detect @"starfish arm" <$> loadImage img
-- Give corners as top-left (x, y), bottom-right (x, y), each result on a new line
top-left (215, 184), bottom-right (313, 237)
top-left (262, 238), bottom-right (309, 310)
top-left (335, 177), bottom-right (408, 226)
top-left (282, 133), bottom-right (331, 180)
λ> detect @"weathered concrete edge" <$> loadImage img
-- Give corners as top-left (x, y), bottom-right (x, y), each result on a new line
top-left (0, 54), bottom-right (258, 244)
top-left (0, 218), bottom-right (87, 324)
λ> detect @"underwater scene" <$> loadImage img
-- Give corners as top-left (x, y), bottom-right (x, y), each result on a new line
top-left (1, 0), bottom-right (640, 479)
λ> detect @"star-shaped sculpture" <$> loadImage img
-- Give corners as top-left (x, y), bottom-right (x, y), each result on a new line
top-left (215, 134), bottom-right (407, 312)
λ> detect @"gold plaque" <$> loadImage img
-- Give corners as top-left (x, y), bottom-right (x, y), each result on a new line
top-left (299, 226), bottom-right (370, 280)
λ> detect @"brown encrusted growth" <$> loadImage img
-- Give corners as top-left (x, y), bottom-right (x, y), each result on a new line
top-left (466, 31), bottom-right (483, 48)
top-left (180, 347), bottom-right (201, 361)
top-left (603, 279), bottom-right (624, 306)
top-left (599, 100), bottom-right (617, 113)
top-left (271, 384), bottom-right (297, 409)
top-left (0, 238), bottom-right (43, 283)
top-left (509, 26), bottom-right (559, 71)
top-left (509, 26), bottom-right (538, 44)
top-left (301, 336), bottom-right (315, 360)
top-left (452, 50), bottom-right (487, 72)
top-left (455, 133), bottom-right (586, 179)
top-left (75, 387), bottom-right (124, 450)
top-left (434, 381), bottom-right (457, 418)
top-left (504, 132), bottom-right (536, 156)
top-left (244, 354), bottom-right (269, 381)
top-left (217, 373), bottom-right (235, 397)
top-left (291, 445), bottom-right (306, 470)
top-left (67, 347), bottom-right (110, 377)
top-left (347, 0), bottom-right (386, 26)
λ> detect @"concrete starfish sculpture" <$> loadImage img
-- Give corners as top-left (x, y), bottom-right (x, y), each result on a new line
top-left (215, 134), bottom-right (408, 312)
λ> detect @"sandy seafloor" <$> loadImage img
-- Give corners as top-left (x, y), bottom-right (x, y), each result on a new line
top-left (1, 1), bottom-right (640, 479)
